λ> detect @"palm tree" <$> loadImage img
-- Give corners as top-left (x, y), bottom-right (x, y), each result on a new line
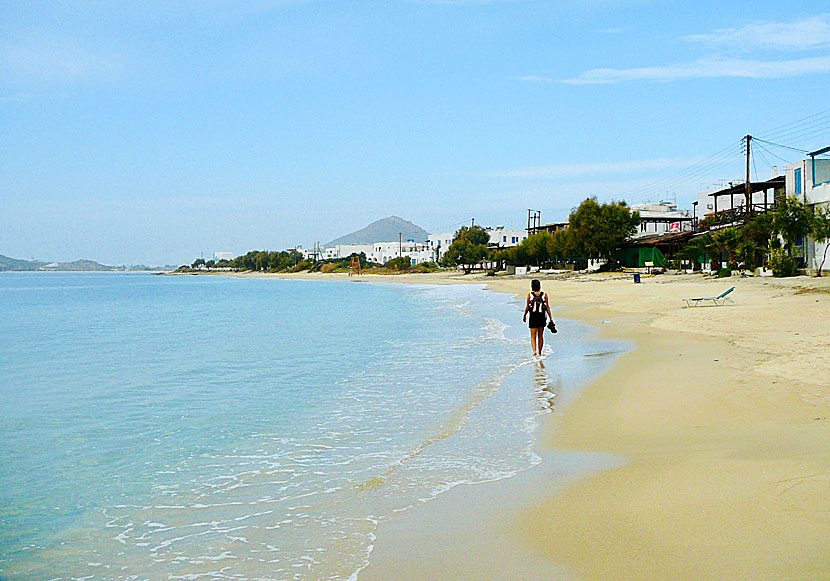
top-left (678, 234), bottom-right (715, 271)
top-left (714, 228), bottom-right (742, 266)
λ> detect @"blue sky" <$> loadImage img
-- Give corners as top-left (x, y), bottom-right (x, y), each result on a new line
top-left (2, 1), bottom-right (830, 265)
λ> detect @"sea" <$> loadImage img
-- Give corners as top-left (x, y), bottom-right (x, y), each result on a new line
top-left (0, 272), bottom-right (626, 579)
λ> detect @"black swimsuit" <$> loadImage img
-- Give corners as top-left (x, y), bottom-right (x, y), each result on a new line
top-left (528, 292), bottom-right (547, 329)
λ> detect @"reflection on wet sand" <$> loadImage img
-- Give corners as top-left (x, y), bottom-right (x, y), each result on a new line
top-left (533, 360), bottom-right (557, 412)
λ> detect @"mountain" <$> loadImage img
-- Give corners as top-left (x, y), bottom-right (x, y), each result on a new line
top-left (0, 255), bottom-right (115, 271)
top-left (326, 216), bottom-right (429, 246)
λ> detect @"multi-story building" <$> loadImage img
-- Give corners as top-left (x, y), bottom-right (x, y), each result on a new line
top-left (486, 226), bottom-right (528, 248)
top-left (785, 150), bottom-right (830, 273)
top-left (629, 202), bottom-right (694, 237)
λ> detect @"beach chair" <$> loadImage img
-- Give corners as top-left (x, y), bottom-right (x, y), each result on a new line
top-left (683, 286), bottom-right (735, 307)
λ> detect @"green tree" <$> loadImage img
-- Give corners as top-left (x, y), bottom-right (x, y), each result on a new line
top-left (512, 231), bottom-right (555, 266)
top-left (809, 205), bottom-right (830, 276)
top-left (772, 196), bottom-right (812, 256)
top-left (442, 226), bottom-right (490, 272)
top-left (568, 197), bottom-right (640, 260)
top-left (191, 258), bottom-right (205, 269)
top-left (452, 225), bottom-right (490, 246)
top-left (713, 228), bottom-right (742, 265)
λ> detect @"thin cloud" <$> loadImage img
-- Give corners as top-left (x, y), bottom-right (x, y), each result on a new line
top-left (685, 13), bottom-right (830, 52)
top-left (564, 55), bottom-right (830, 85)
top-left (493, 157), bottom-right (698, 179)
top-left (513, 74), bottom-right (554, 83)
top-left (1, 38), bottom-right (122, 83)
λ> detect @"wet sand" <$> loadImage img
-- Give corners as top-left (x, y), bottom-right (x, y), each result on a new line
top-left (360, 271), bottom-right (830, 579)
top-left (186, 269), bottom-right (830, 578)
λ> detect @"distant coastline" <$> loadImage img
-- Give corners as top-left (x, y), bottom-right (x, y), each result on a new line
top-left (0, 254), bottom-right (176, 273)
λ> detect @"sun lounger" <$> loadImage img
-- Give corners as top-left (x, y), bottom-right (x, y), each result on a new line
top-left (683, 286), bottom-right (735, 307)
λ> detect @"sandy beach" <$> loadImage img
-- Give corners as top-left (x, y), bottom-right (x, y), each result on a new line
top-left (356, 270), bottom-right (830, 579)
top-left (186, 269), bottom-right (830, 578)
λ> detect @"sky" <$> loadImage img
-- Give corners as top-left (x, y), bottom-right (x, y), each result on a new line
top-left (2, 1), bottom-right (830, 265)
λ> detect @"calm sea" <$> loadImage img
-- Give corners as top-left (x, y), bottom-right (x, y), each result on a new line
top-left (0, 273), bottom-right (624, 579)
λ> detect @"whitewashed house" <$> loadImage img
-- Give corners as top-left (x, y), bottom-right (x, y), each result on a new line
top-left (486, 226), bottom-right (528, 247)
top-left (785, 151), bottom-right (830, 273)
top-left (428, 232), bottom-right (455, 262)
top-left (370, 241), bottom-right (432, 265)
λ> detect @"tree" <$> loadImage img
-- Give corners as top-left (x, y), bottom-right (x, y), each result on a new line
top-left (677, 233), bottom-right (715, 270)
top-left (452, 225), bottom-right (490, 246)
top-left (772, 196), bottom-right (812, 256)
top-left (810, 205), bottom-right (830, 276)
top-left (713, 228), bottom-right (742, 265)
top-left (191, 258), bottom-right (205, 269)
top-left (442, 225), bottom-right (490, 272)
top-left (568, 197), bottom-right (640, 260)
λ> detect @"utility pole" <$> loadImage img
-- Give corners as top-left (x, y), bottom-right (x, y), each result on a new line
top-left (745, 134), bottom-right (752, 224)
top-left (527, 209), bottom-right (540, 234)
top-left (399, 232), bottom-right (402, 258)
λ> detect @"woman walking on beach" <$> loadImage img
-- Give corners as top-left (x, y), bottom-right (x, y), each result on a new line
top-left (523, 279), bottom-right (553, 358)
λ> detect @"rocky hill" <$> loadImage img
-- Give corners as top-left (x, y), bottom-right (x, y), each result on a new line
top-left (326, 216), bottom-right (429, 246)
top-left (0, 255), bottom-right (115, 271)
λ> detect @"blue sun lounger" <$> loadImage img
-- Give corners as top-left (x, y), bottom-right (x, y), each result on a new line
top-left (683, 286), bottom-right (735, 307)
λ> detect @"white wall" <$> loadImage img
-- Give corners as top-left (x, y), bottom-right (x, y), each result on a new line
top-left (487, 227), bottom-right (527, 247)
top-left (786, 160), bottom-right (830, 273)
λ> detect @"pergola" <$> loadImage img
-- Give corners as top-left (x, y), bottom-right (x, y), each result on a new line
top-left (708, 176), bottom-right (785, 218)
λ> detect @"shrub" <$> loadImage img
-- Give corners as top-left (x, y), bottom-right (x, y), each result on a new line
top-left (384, 256), bottom-right (411, 271)
top-left (716, 267), bottom-right (732, 278)
top-left (597, 259), bottom-right (621, 273)
top-left (768, 248), bottom-right (798, 277)
top-left (411, 261), bottom-right (439, 273)
top-left (289, 260), bottom-right (312, 273)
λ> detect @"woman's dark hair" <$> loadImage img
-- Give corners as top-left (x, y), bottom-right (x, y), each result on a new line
top-left (531, 279), bottom-right (541, 291)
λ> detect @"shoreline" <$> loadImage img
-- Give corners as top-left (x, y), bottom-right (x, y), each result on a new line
top-left (171, 269), bottom-right (830, 577)
top-left (355, 271), bottom-right (829, 578)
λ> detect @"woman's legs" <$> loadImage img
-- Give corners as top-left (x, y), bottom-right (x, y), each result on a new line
top-left (529, 327), bottom-right (544, 357)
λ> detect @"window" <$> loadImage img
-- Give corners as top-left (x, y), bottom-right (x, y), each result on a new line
top-left (503, 236), bottom-right (507, 242)
top-left (795, 168), bottom-right (802, 194)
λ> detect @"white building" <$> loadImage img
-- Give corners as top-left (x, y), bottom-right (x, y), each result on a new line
top-left (213, 251), bottom-right (234, 261)
top-left (786, 152), bottom-right (830, 273)
top-left (486, 226), bottom-right (528, 248)
top-left (370, 241), bottom-right (432, 265)
top-left (630, 202), bottom-right (694, 237)
top-left (427, 227), bottom-right (527, 262)
top-left (428, 233), bottom-right (454, 262)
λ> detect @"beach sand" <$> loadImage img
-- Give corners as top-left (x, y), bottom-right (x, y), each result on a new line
top-left (355, 271), bottom-right (830, 579)
top-left (185, 269), bottom-right (830, 578)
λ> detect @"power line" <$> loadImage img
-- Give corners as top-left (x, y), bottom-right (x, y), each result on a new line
top-left (754, 146), bottom-right (775, 173)
top-left (752, 137), bottom-right (810, 154)
top-left (753, 141), bottom-right (794, 165)
top-left (770, 119), bottom-right (830, 143)
top-left (756, 108), bottom-right (830, 140)
top-left (619, 149), bottom-right (745, 203)
top-left (616, 140), bottom-right (744, 200)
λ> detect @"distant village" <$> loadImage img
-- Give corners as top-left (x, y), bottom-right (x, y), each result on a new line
top-left (202, 149), bottom-right (829, 277)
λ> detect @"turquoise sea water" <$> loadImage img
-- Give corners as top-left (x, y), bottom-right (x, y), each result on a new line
top-left (0, 273), bottom-right (624, 579)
